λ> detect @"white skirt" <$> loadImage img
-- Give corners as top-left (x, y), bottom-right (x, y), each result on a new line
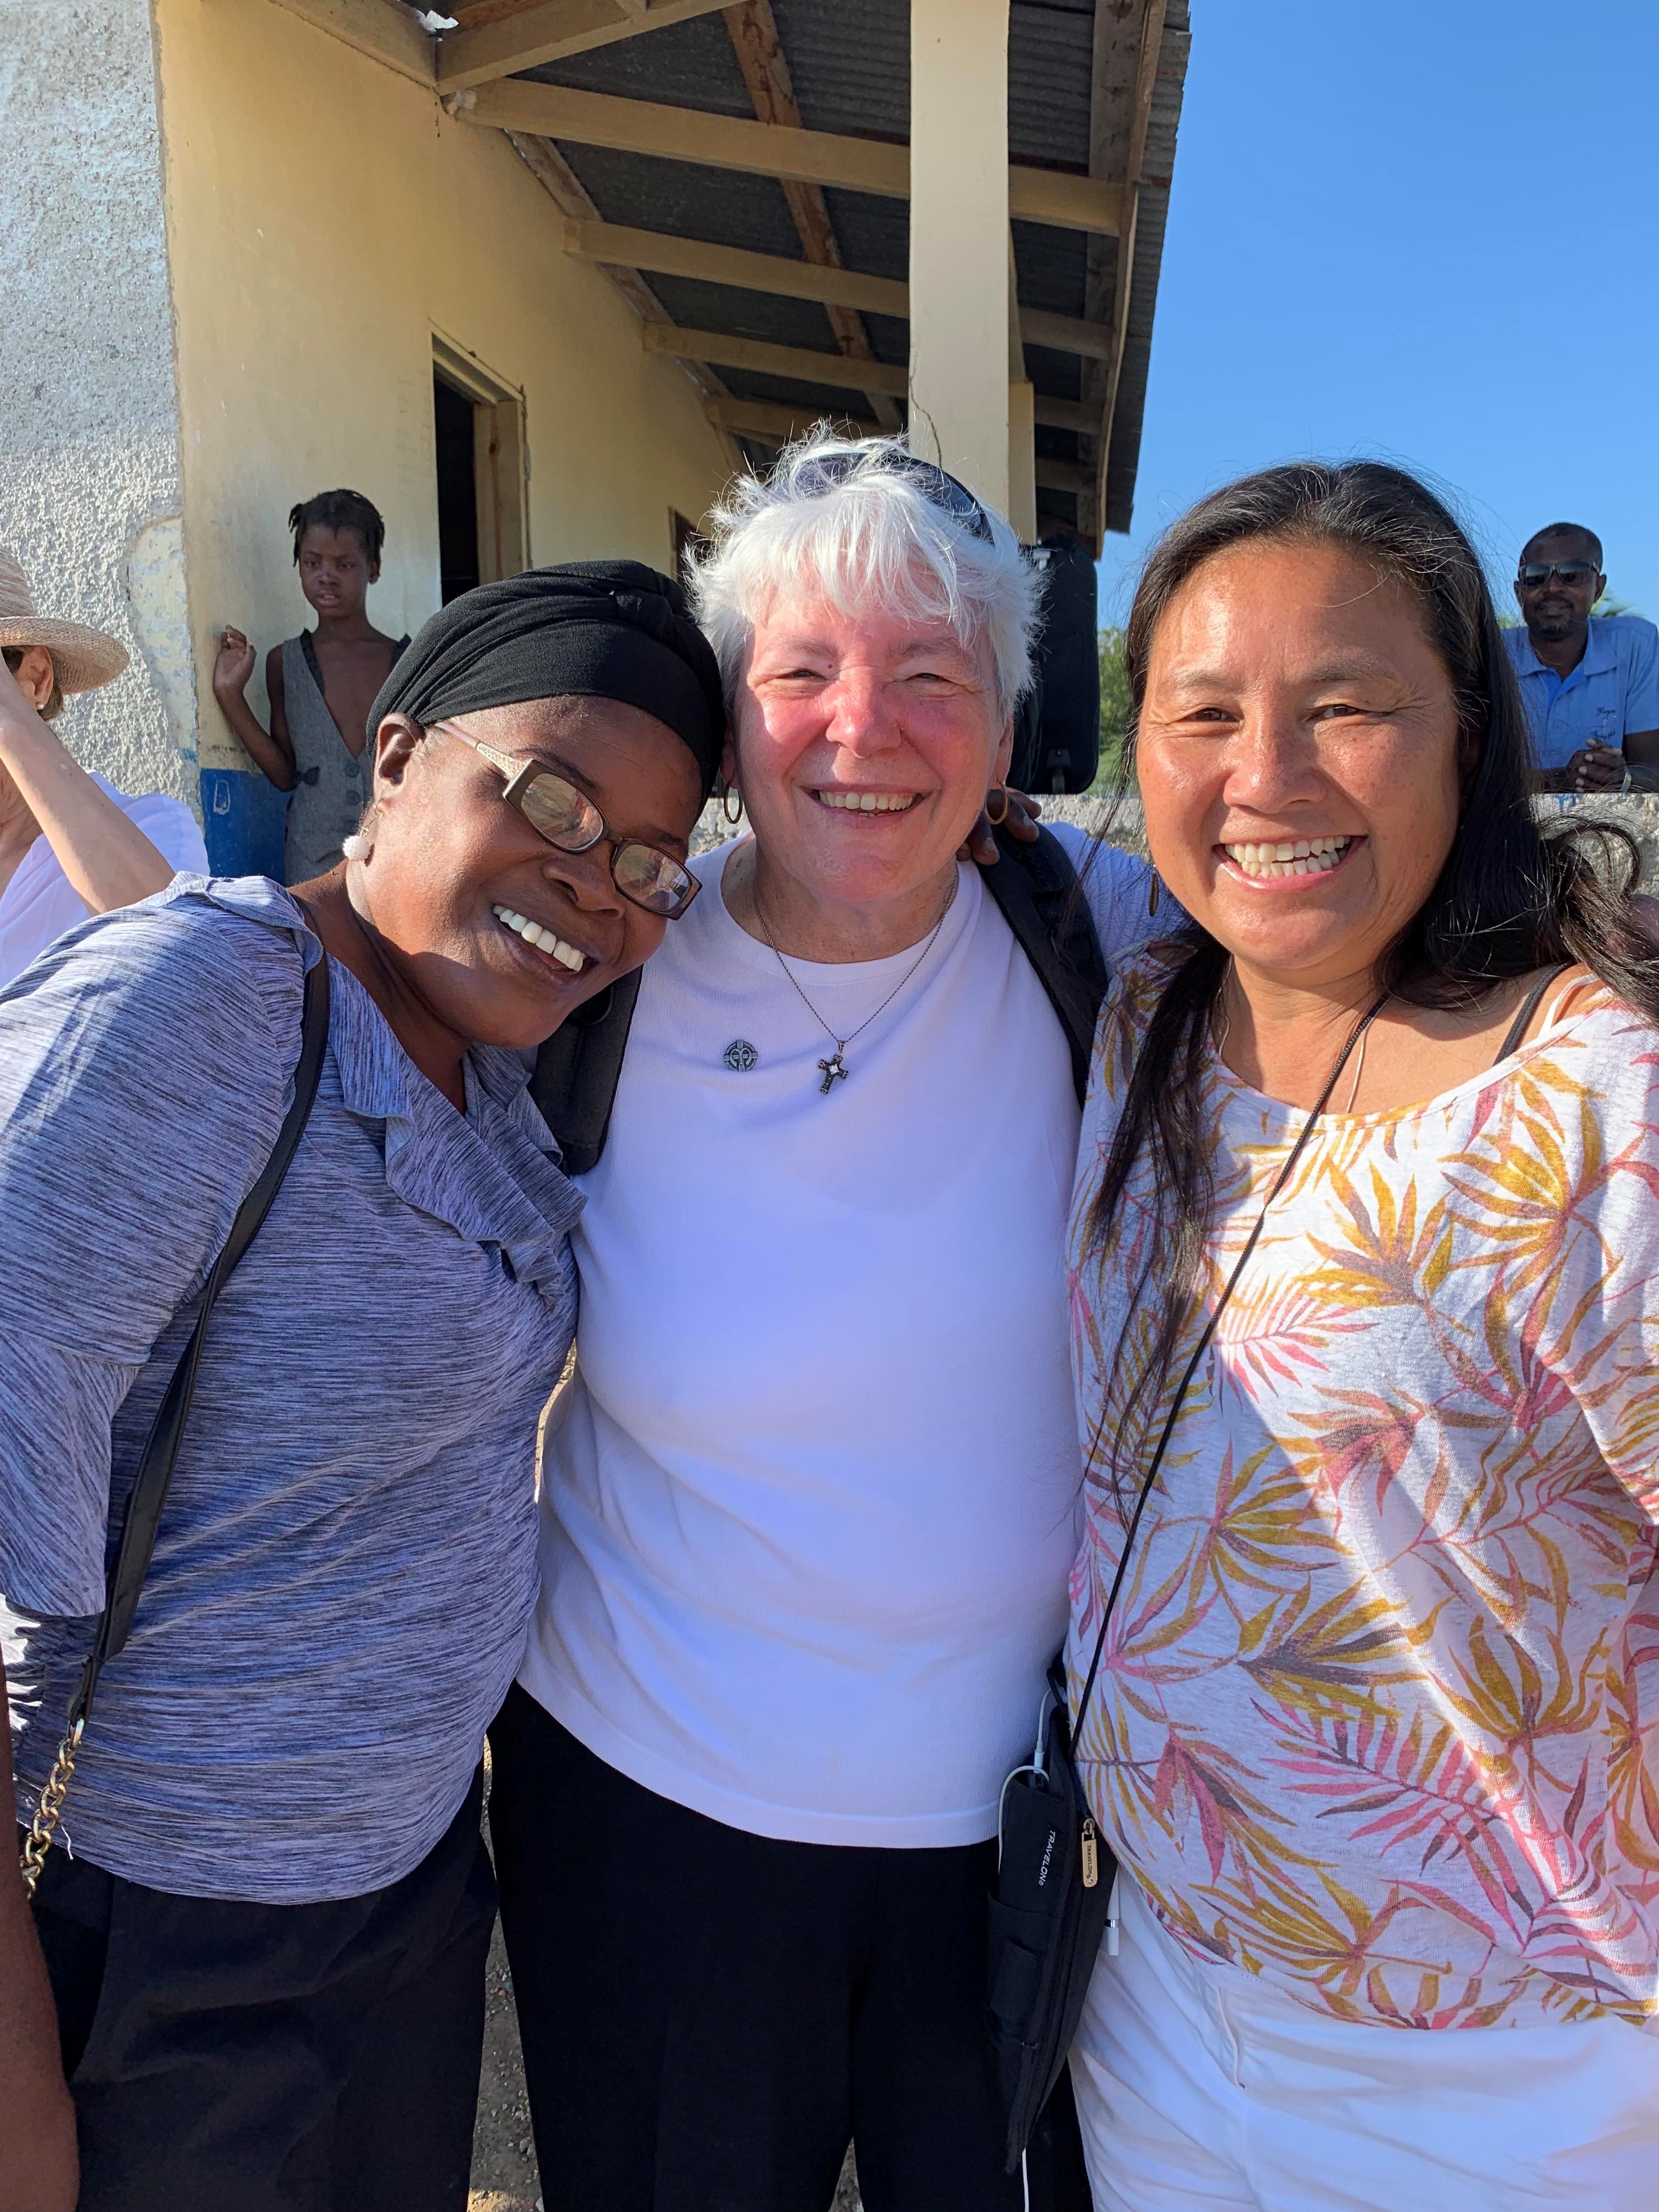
top-left (1070, 1875), bottom-right (1659, 2210)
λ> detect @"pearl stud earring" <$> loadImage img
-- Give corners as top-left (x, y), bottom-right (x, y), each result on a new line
top-left (341, 833), bottom-right (373, 863)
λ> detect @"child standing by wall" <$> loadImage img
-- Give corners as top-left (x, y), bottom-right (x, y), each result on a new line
top-left (213, 490), bottom-right (409, 883)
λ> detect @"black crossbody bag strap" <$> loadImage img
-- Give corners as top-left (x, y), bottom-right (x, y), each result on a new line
top-left (1068, 986), bottom-right (1391, 1750)
top-left (988, 986), bottom-right (1389, 2171)
top-left (531, 826), bottom-right (1107, 1163)
top-left (19, 952), bottom-right (332, 1899)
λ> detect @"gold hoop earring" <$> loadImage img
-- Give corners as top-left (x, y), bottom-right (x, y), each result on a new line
top-left (721, 783), bottom-right (743, 826)
top-left (984, 786), bottom-right (1010, 828)
top-left (1147, 870), bottom-right (1161, 917)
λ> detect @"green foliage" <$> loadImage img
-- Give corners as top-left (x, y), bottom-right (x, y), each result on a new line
top-left (1095, 625), bottom-right (1132, 791)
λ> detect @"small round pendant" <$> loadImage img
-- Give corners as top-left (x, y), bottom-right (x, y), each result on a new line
top-left (723, 1038), bottom-right (760, 1072)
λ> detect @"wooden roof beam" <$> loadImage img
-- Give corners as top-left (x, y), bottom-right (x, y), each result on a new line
top-left (645, 325), bottom-right (1119, 404)
top-left (706, 397), bottom-right (881, 445)
top-left (449, 82), bottom-right (1124, 236)
top-left (1035, 456), bottom-right (1090, 495)
top-left (561, 219), bottom-right (1115, 359)
top-left (562, 218), bottom-right (907, 316)
top-left (724, 0), bottom-right (901, 431)
top-left (706, 392), bottom-right (1096, 445)
top-left (1089, 0), bottom-right (1167, 531)
top-left (438, 0), bottom-right (736, 93)
top-left (643, 324), bottom-right (908, 395)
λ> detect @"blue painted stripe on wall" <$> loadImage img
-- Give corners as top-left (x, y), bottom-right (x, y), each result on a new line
top-left (200, 767), bottom-right (287, 882)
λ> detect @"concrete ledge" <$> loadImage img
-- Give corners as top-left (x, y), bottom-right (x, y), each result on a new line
top-left (693, 791), bottom-right (1659, 888)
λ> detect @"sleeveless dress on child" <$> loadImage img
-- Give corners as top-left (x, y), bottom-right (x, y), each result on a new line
top-left (279, 632), bottom-right (408, 885)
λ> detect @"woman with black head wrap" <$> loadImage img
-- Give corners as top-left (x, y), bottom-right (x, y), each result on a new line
top-left (0, 565), bottom-right (721, 2212)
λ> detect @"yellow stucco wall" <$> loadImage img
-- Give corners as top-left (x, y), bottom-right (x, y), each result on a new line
top-left (153, 0), bottom-right (733, 772)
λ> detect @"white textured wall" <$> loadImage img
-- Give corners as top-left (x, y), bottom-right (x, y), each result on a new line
top-left (0, 0), bottom-right (196, 804)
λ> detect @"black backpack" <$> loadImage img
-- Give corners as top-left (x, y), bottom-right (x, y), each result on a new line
top-left (531, 823), bottom-right (1108, 1171)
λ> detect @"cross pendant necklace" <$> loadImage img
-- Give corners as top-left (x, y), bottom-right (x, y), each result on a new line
top-left (753, 882), bottom-right (954, 1098)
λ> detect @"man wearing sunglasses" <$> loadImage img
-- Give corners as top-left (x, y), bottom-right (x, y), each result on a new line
top-left (1504, 523), bottom-right (1659, 793)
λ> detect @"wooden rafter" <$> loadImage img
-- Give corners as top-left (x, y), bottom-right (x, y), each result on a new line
top-left (1035, 456), bottom-right (1090, 496)
top-left (563, 219), bottom-right (907, 317)
top-left (707, 391), bottom-right (1096, 448)
top-left (560, 219), bottom-right (1116, 361)
top-left (1084, 0), bottom-right (1166, 538)
top-left (706, 397), bottom-right (881, 445)
top-left (450, 81), bottom-right (1125, 236)
top-left (723, 1), bottom-right (900, 431)
top-left (642, 324), bottom-right (908, 397)
top-left (438, 0), bottom-right (736, 93)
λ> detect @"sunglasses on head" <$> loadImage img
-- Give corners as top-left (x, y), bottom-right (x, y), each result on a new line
top-left (433, 722), bottom-right (700, 920)
top-left (792, 449), bottom-right (997, 544)
top-left (1518, 560), bottom-right (1599, 589)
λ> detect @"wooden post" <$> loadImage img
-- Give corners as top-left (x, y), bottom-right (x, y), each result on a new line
top-left (907, 0), bottom-right (1012, 514)
top-left (1007, 381), bottom-right (1037, 541)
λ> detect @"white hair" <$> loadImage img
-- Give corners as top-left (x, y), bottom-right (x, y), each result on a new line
top-left (688, 430), bottom-right (1042, 723)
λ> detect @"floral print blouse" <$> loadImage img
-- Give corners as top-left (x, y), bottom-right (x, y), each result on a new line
top-left (1068, 948), bottom-right (1659, 2032)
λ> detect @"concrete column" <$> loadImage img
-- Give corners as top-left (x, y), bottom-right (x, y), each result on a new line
top-left (1007, 381), bottom-right (1037, 541)
top-left (907, 0), bottom-right (1012, 515)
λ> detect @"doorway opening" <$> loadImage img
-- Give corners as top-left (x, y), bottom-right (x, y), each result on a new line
top-left (431, 338), bottom-right (529, 605)
top-left (433, 371), bottom-right (479, 603)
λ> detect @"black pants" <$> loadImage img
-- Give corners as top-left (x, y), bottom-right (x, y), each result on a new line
top-left (28, 1771), bottom-right (496, 2212)
top-left (489, 1685), bottom-right (1090, 2212)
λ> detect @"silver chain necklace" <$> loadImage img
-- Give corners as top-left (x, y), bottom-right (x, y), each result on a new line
top-left (753, 883), bottom-right (954, 1094)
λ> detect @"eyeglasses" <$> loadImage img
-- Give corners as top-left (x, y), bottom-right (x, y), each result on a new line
top-left (791, 448), bottom-right (997, 544)
top-left (1518, 560), bottom-right (1599, 589)
top-left (433, 723), bottom-right (700, 919)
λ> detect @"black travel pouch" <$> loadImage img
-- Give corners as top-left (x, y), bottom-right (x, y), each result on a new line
top-left (987, 1657), bottom-right (1115, 2172)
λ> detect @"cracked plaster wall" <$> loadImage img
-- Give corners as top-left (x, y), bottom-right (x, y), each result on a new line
top-left (0, 0), bottom-right (197, 806)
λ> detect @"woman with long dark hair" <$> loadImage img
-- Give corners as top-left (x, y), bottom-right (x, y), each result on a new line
top-left (1065, 462), bottom-right (1659, 2205)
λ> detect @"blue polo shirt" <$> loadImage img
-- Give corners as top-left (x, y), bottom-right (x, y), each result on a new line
top-left (1504, 614), bottom-right (1659, 771)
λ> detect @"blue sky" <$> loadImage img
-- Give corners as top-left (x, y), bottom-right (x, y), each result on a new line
top-left (1101, 3), bottom-right (1659, 625)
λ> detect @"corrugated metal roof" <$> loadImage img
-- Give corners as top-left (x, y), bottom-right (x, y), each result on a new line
top-left (1104, 0), bottom-right (1189, 535)
top-left (768, 0), bottom-right (909, 138)
top-left (522, 10), bottom-right (752, 111)
top-left (506, 0), bottom-right (1189, 546)
top-left (1009, 1), bottom-right (1096, 168)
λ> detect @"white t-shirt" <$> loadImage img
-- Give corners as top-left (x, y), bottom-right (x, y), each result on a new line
top-left (520, 823), bottom-right (1159, 1846)
top-left (0, 776), bottom-right (208, 991)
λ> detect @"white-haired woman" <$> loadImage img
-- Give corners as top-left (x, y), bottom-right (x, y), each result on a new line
top-left (488, 438), bottom-right (1160, 2212)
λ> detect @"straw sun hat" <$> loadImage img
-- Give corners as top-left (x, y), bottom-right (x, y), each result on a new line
top-left (0, 548), bottom-right (129, 693)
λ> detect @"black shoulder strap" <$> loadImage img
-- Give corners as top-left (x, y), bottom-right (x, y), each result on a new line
top-left (531, 830), bottom-right (1110, 1164)
top-left (531, 967), bottom-right (643, 1176)
top-left (1492, 962), bottom-right (1570, 1066)
top-left (980, 823), bottom-right (1109, 1105)
top-left (71, 952), bottom-right (332, 1729)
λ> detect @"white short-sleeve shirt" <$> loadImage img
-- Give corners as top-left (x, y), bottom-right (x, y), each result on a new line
top-left (0, 775), bottom-right (208, 990)
top-left (520, 826), bottom-right (1160, 1847)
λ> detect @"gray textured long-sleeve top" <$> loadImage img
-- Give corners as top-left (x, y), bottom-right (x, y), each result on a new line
top-left (1, 876), bottom-right (581, 1901)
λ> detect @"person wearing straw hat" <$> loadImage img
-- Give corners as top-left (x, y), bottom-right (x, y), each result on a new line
top-left (0, 549), bottom-right (207, 989)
